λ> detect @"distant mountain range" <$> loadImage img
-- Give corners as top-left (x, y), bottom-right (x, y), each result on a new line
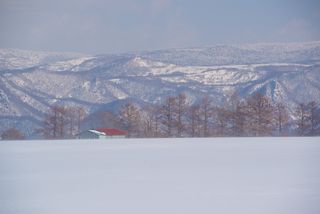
top-left (1, 42), bottom-right (320, 137)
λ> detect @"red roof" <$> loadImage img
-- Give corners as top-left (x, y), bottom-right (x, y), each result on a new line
top-left (95, 128), bottom-right (127, 136)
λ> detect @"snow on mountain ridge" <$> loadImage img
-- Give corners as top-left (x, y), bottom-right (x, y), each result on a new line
top-left (45, 57), bottom-right (97, 72)
top-left (140, 41), bottom-right (320, 66)
top-left (0, 48), bottom-right (87, 70)
top-left (0, 42), bottom-right (320, 136)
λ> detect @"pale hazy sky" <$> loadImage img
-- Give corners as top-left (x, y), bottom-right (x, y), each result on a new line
top-left (1, 0), bottom-right (320, 54)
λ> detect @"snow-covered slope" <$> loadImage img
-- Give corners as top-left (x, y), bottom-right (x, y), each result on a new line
top-left (0, 42), bottom-right (320, 136)
top-left (141, 42), bottom-right (320, 66)
top-left (1, 138), bottom-right (320, 214)
top-left (0, 49), bottom-right (87, 70)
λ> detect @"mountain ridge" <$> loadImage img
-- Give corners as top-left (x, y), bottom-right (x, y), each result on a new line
top-left (0, 41), bottom-right (320, 137)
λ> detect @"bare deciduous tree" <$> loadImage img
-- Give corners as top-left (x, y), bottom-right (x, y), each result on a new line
top-left (1, 128), bottom-right (25, 140)
top-left (307, 101), bottom-right (319, 136)
top-left (274, 102), bottom-right (289, 136)
top-left (215, 106), bottom-right (230, 136)
top-left (295, 103), bottom-right (310, 136)
top-left (160, 96), bottom-right (177, 137)
top-left (43, 105), bottom-right (87, 139)
top-left (187, 104), bottom-right (201, 137)
top-left (246, 93), bottom-right (274, 136)
top-left (200, 96), bottom-right (213, 137)
top-left (43, 105), bottom-right (66, 139)
top-left (75, 107), bottom-right (86, 134)
top-left (120, 102), bottom-right (141, 137)
top-left (176, 93), bottom-right (188, 137)
top-left (142, 105), bottom-right (162, 137)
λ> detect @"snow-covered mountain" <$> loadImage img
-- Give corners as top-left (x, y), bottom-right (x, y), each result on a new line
top-left (1, 42), bottom-right (320, 136)
top-left (0, 48), bottom-right (87, 70)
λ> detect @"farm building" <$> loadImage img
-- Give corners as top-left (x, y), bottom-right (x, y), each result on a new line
top-left (78, 128), bottom-right (127, 139)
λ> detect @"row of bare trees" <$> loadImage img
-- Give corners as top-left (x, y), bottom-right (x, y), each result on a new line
top-left (114, 93), bottom-right (319, 137)
top-left (295, 101), bottom-right (320, 136)
top-left (1, 128), bottom-right (25, 140)
top-left (125, 93), bottom-right (289, 137)
top-left (43, 105), bottom-right (86, 139)
top-left (42, 93), bottom-right (320, 139)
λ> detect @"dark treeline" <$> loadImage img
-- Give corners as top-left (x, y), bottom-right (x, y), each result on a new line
top-left (42, 105), bottom-right (86, 139)
top-left (1, 128), bottom-right (25, 140)
top-left (1, 93), bottom-right (319, 140)
top-left (115, 93), bottom-right (319, 138)
top-left (37, 93), bottom-right (320, 139)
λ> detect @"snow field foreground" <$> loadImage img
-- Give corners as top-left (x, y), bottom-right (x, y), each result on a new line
top-left (0, 137), bottom-right (320, 214)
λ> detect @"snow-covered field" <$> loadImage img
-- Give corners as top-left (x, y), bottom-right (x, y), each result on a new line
top-left (1, 137), bottom-right (320, 214)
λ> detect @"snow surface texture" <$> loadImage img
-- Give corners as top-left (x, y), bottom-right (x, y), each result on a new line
top-left (0, 48), bottom-right (87, 70)
top-left (0, 42), bottom-right (320, 135)
top-left (1, 137), bottom-right (320, 214)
